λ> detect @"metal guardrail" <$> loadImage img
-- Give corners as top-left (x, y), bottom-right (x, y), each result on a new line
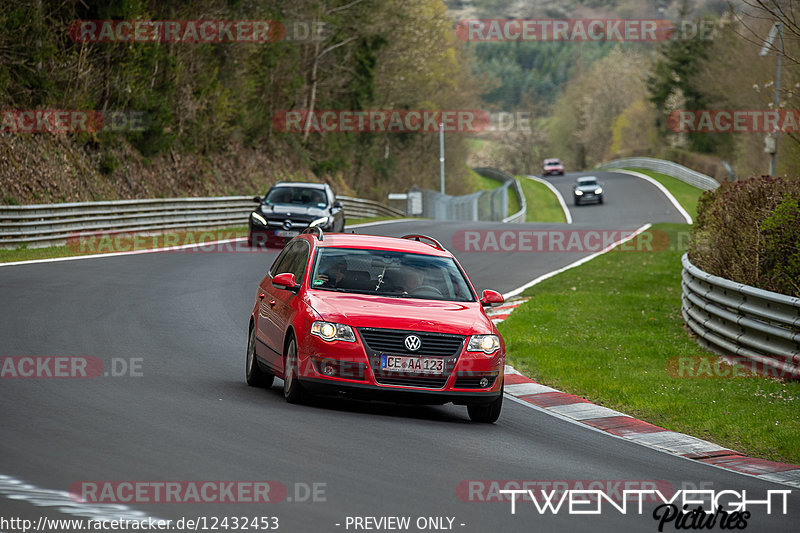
top-left (472, 167), bottom-right (526, 223)
top-left (597, 157), bottom-right (720, 191)
top-left (681, 253), bottom-right (800, 379)
top-left (0, 195), bottom-right (405, 249)
top-left (338, 196), bottom-right (405, 219)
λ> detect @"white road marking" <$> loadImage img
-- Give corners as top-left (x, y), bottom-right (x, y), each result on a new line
top-left (625, 431), bottom-right (729, 455)
top-left (505, 382), bottom-right (558, 396)
top-left (547, 403), bottom-right (630, 420)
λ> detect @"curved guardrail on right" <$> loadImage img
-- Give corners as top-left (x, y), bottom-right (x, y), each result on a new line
top-left (598, 157), bottom-right (720, 191)
top-left (681, 252), bottom-right (800, 378)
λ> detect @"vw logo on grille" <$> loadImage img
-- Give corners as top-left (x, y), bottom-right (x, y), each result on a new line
top-left (404, 335), bottom-right (421, 352)
top-left (283, 219), bottom-right (293, 230)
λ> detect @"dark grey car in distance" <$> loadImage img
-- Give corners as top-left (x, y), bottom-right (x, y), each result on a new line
top-left (248, 182), bottom-right (345, 247)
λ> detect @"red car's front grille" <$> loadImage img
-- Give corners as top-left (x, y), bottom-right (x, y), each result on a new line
top-left (357, 328), bottom-right (464, 389)
top-left (358, 328), bottom-right (464, 357)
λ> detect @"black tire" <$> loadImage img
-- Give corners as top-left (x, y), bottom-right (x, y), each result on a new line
top-left (574, 197), bottom-right (580, 206)
top-left (246, 325), bottom-right (274, 388)
top-left (283, 336), bottom-right (308, 404)
top-left (598, 196), bottom-right (604, 204)
top-left (467, 390), bottom-right (503, 423)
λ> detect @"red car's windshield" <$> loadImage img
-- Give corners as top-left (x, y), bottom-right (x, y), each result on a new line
top-left (310, 247), bottom-right (475, 302)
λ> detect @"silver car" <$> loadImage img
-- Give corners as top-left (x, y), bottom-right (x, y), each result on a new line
top-left (572, 176), bottom-right (604, 206)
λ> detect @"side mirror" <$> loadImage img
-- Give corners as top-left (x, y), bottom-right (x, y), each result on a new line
top-left (272, 272), bottom-right (299, 292)
top-left (480, 289), bottom-right (504, 307)
top-left (333, 200), bottom-right (343, 209)
top-left (253, 196), bottom-right (262, 203)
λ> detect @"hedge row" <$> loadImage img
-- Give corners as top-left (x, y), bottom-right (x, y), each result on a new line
top-left (689, 175), bottom-right (800, 298)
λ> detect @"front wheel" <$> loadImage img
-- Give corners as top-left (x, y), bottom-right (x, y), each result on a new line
top-left (283, 337), bottom-right (308, 404)
top-left (246, 325), bottom-right (274, 388)
top-left (467, 390), bottom-right (503, 423)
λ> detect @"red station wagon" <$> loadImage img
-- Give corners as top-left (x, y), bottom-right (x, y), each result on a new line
top-left (245, 229), bottom-right (506, 422)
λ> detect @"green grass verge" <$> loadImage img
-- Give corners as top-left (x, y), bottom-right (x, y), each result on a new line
top-left (498, 223), bottom-right (800, 464)
top-left (518, 177), bottom-right (566, 223)
top-left (623, 168), bottom-right (705, 222)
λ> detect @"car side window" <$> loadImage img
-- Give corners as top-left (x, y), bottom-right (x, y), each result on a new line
top-left (270, 246), bottom-right (295, 277)
top-left (271, 241), bottom-right (310, 283)
top-left (285, 241), bottom-right (310, 283)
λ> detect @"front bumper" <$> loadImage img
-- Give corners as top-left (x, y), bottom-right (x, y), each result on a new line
top-left (575, 192), bottom-right (601, 203)
top-left (294, 330), bottom-right (505, 405)
top-left (300, 376), bottom-right (503, 405)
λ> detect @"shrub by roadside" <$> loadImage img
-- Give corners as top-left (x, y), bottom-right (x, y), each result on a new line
top-left (689, 175), bottom-right (800, 297)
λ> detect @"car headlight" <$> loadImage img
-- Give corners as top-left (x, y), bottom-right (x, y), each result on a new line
top-left (309, 217), bottom-right (332, 229)
top-left (467, 335), bottom-right (500, 355)
top-left (595, 187), bottom-right (603, 194)
top-left (251, 212), bottom-right (268, 226)
top-left (311, 321), bottom-right (356, 342)
top-left (575, 190), bottom-right (584, 195)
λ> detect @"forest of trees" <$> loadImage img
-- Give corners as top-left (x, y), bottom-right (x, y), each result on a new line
top-left (1, 0), bottom-right (798, 204)
top-left (0, 0), bottom-right (482, 203)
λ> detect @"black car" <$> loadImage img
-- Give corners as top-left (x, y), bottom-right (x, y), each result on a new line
top-left (572, 176), bottom-right (604, 206)
top-left (248, 182), bottom-right (345, 247)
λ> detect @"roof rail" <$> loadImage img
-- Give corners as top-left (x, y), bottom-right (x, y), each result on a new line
top-left (302, 223), bottom-right (324, 240)
top-left (401, 234), bottom-right (445, 251)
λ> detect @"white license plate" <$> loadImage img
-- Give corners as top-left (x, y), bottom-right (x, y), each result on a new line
top-left (381, 355), bottom-right (443, 374)
top-left (275, 230), bottom-right (299, 237)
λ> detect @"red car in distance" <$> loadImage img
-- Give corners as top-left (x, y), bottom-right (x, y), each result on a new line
top-left (246, 230), bottom-right (506, 422)
top-left (542, 158), bottom-right (565, 176)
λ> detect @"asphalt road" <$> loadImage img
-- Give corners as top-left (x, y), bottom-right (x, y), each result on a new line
top-left (539, 170), bottom-right (688, 226)
top-left (1, 171), bottom-right (795, 532)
